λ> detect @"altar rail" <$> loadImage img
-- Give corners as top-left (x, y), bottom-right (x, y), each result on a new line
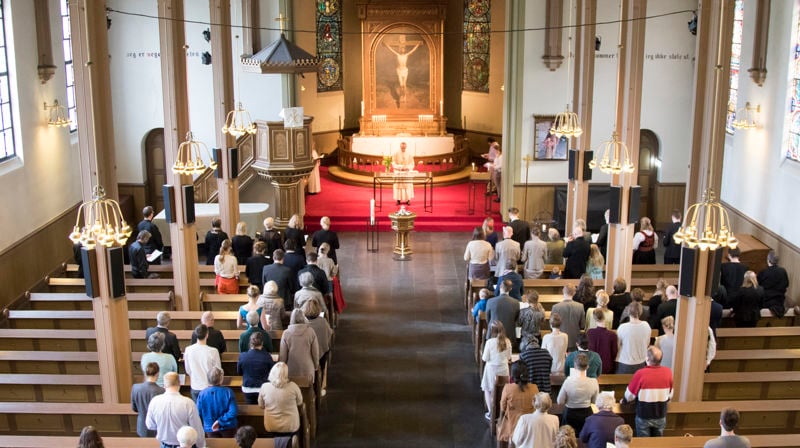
top-left (336, 137), bottom-right (470, 177)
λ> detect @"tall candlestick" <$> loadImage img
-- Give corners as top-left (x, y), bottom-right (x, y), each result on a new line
top-left (463, 115), bottom-right (467, 130)
top-left (361, 101), bottom-right (365, 117)
top-left (370, 199), bottom-right (375, 225)
top-left (439, 100), bottom-right (443, 116)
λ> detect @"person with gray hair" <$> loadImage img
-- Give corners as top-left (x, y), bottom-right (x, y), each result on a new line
top-left (196, 366), bottom-right (238, 437)
top-left (257, 280), bottom-right (285, 331)
top-left (258, 362), bottom-right (303, 435)
top-left (613, 424), bottom-right (633, 448)
top-left (622, 346), bottom-right (673, 437)
top-left (311, 216), bottom-right (340, 264)
top-left (176, 425), bottom-right (198, 448)
top-left (579, 393), bottom-right (624, 448)
top-left (316, 242), bottom-right (338, 283)
top-left (294, 271), bottom-right (328, 315)
top-left (494, 226), bottom-right (521, 280)
top-left (238, 310), bottom-right (272, 354)
top-left (279, 309), bottom-right (320, 383)
top-left (191, 311), bottom-right (226, 355)
top-left (140, 332), bottom-right (177, 387)
top-left (145, 311), bottom-right (181, 362)
top-left (146, 372), bottom-right (205, 448)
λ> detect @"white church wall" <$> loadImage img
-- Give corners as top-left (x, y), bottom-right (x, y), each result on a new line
top-left (0, 0), bottom-right (81, 252)
top-left (721, 0), bottom-right (800, 246)
top-left (519, 0), bottom-right (697, 185)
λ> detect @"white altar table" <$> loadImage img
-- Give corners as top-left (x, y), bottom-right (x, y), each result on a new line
top-left (153, 202), bottom-right (270, 245)
top-left (351, 135), bottom-right (455, 156)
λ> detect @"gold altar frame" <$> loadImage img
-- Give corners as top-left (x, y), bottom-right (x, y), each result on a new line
top-left (359, 1), bottom-right (446, 131)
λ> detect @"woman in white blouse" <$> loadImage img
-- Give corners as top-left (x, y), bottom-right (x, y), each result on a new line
top-left (464, 226), bottom-right (494, 281)
top-left (214, 239), bottom-right (240, 294)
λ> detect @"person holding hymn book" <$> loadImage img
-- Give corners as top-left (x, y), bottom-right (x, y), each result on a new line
top-left (130, 230), bottom-right (159, 279)
top-left (137, 205), bottom-right (164, 264)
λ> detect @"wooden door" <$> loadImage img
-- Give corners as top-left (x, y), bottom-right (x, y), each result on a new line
top-left (638, 130), bottom-right (660, 222)
top-left (144, 128), bottom-right (166, 212)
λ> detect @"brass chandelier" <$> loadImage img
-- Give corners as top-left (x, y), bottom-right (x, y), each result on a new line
top-left (172, 131), bottom-right (217, 175)
top-left (731, 102), bottom-right (759, 130)
top-left (672, 189), bottom-right (738, 251)
top-left (550, 107), bottom-right (583, 139)
top-left (588, 131), bottom-right (635, 174)
top-left (222, 102), bottom-right (257, 137)
top-left (68, 185), bottom-right (132, 249)
top-left (44, 100), bottom-right (72, 128)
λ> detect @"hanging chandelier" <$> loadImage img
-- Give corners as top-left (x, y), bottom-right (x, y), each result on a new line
top-left (672, 189), bottom-right (738, 251)
top-left (732, 102), bottom-right (760, 130)
top-left (222, 102), bottom-right (257, 137)
top-left (588, 131), bottom-right (635, 174)
top-left (68, 185), bottom-right (132, 249)
top-left (550, 107), bottom-right (583, 139)
top-left (44, 100), bottom-right (72, 128)
top-left (172, 131), bottom-right (217, 175)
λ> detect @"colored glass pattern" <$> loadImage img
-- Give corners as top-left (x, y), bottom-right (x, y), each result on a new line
top-left (785, 6), bottom-right (800, 162)
top-left (316, 0), bottom-right (342, 92)
top-left (0, 0), bottom-right (15, 162)
top-left (726, 0), bottom-right (744, 134)
top-left (463, 0), bottom-right (491, 93)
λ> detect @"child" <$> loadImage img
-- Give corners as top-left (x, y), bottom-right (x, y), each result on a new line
top-left (542, 312), bottom-right (568, 375)
top-left (481, 320), bottom-right (512, 420)
top-left (549, 266), bottom-right (562, 279)
top-left (472, 288), bottom-right (492, 320)
top-left (586, 244), bottom-right (605, 280)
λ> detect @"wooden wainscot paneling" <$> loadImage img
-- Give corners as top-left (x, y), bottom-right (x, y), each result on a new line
top-left (512, 184), bottom-right (557, 222)
top-left (654, 183), bottom-right (686, 231)
top-left (723, 202), bottom-right (800, 307)
top-left (118, 183), bottom-right (147, 224)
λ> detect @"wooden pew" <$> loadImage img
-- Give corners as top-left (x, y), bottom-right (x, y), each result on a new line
top-left (715, 327), bottom-right (800, 350)
top-left (64, 262), bottom-right (250, 283)
top-left (46, 276), bottom-right (248, 294)
top-left (0, 436), bottom-right (294, 448)
top-left (25, 292), bottom-right (174, 311)
top-left (629, 434), bottom-right (800, 448)
top-left (3, 310), bottom-right (242, 331)
top-left (711, 349), bottom-right (800, 372)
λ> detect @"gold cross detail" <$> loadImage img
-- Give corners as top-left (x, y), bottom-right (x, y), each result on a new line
top-left (275, 13), bottom-right (289, 33)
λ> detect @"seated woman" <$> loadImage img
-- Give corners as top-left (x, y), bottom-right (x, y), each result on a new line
top-left (464, 226), bottom-right (494, 281)
top-left (556, 353), bottom-right (599, 434)
top-left (238, 285), bottom-right (263, 330)
top-left (497, 361), bottom-right (538, 446)
top-left (279, 309), bottom-right (320, 384)
top-left (214, 239), bottom-right (239, 294)
top-left (196, 367), bottom-right (238, 438)
top-left (512, 392), bottom-right (560, 448)
top-left (140, 332), bottom-right (177, 387)
top-left (258, 362), bottom-right (303, 436)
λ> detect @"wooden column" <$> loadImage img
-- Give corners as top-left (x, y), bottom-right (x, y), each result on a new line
top-left (748, 0), bottom-right (770, 86)
top-left (69, 0), bottom-right (132, 403)
top-left (210, 0), bottom-right (240, 236)
top-left (34, 0), bottom-right (56, 84)
top-left (158, 0), bottom-right (201, 310)
top-left (241, 0), bottom-right (260, 56)
top-left (604, 0), bottom-right (646, 292)
top-left (565, 0), bottom-right (596, 229)
top-left (542, 0), bottom-right (564, 71)
top-left (501, 0), bottom-right (527, 211)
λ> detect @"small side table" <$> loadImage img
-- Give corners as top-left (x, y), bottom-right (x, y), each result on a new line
top-left (468, 171), bottom-right (492, 215)
top-left (388, 210), bottom-right (417, 261)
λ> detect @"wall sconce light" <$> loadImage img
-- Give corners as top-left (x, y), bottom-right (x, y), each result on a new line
top-left (44, 100), bottom-right (72, 128)
top-left (201, 51), bottom-right (212, 65)
top-left (732, 102), bottom-right (760, 130)
top-left (202, 28), bottom-right (211, 42)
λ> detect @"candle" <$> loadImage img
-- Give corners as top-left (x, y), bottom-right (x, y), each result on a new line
top-left (542, 224), bottom-right (547, 232)
top-left (439, 100), bottom-right (443, 116)
top-left (471, 162), bottom-right (476, 171)
top-left (370, 199), bottom-right (375, 225)
top-left (361, 101), bottom-right (365, 117)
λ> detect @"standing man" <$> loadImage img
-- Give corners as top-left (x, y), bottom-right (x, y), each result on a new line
top-left (258, 217), bottom-right (283, 258)
top-left (518, 339), bottom-right (553, 393)
top-left (184, 324), bottom-right (222, 401)
top-left (595, 210), bottom-right (610, 259)
top-left (131, 362), bottom-right (165, 438)
top-left (485, 280), bottom-right (520, 348)
top-left (392, 142), bottom-right (415, 205)
top-left (138, 206), bottom-right (164, 264)
top-left (508, 207), bottom-right (531, 250)
top-left (145, 311), bottom-right (182, 363)
top-left (563, 225), bottom-right (591, 279)
top-left (262, 249), bottom-right (299, 308)
top-left (146, 372), bottom-right (206, 448)
top-left (655, 286), bottom-right (679, 335)
top-left (662, 210), bottom-right (683, 264)
top-left (551, 285), bottom-right (586, 352)
top-left (298, 252), bottom-right (330, 296)
top-left (482, 138), bottom-right (499, 196)
top-left (621, 346), bottom-right (673, 437)
top-left (494, 259), bottom-right (523, 300)
top-left (720, 248), bottom-right (749, 297)
top-left (521, 227), bottom-right (548, 279)
top-left (130, 231), bottom-right (158, 279)
top-left (704, 408), bottom-right (751, 448)
top-left (190, 312), bottom-right (226, 355)
top-left (494, 226), bottom-right (521, 281)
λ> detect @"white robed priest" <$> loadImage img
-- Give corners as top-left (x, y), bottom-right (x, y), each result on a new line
top-left (392, 142), bottom-right (415, 205)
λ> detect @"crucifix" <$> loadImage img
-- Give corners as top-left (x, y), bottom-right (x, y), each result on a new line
top-left (275, 13), bottom-right (288, 33)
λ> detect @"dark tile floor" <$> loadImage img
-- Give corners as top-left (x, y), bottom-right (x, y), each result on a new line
top-left (315, 232), bottom-right (493, 448)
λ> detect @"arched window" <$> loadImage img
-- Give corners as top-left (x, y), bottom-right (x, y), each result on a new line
top-left (784, 5), bottom-right (800, 162)
top-left (0, 0), bottom-right (15, 162)
top-left (60, 0), bottom-right (77, 133)
top-left (726, 0), bottom-right (744, 134)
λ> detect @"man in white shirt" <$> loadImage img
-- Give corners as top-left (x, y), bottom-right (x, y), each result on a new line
top-left (494, 226), bottom-right (520, 280)
top-left (183, 324), bottom-right (221, 401)
top-left (146, 372), bottom-right (205, 448)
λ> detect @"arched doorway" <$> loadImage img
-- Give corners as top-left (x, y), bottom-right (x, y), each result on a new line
top-left (638, 129), bottom-right (660, 223)
top-left (143, 128), bottom-right (166, 212)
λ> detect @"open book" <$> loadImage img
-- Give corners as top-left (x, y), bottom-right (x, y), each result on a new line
top-left (146, 250), bottom-right (163, 263)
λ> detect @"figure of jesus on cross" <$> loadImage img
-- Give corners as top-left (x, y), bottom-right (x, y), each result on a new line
top-left (383, 35), bottom-right (422, 103)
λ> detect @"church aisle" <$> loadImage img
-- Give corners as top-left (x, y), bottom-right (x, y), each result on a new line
top-left (316, 232), bottom-right (493, 447)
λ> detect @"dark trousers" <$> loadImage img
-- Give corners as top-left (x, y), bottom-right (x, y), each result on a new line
top-left (244, 391), bottom-right (259, 405)
top-left (206, 428), bottom-right (237, 438)
top-left (562, 406), bottom-right (593, 434)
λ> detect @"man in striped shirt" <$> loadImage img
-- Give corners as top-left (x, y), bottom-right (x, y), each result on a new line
top-left (621, 346), bottom-right (673, 437)
top-left (518, 339), bottom-right (553, 393)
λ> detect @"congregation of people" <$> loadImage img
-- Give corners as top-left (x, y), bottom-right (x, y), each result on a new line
top-left (466, 206), bottom-right (792, 447)
top-left (124, 209), bottom-right (344, 447)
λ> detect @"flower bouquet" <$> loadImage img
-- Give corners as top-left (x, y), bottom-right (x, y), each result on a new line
top-left (382, 155), bottom-right (393, 172)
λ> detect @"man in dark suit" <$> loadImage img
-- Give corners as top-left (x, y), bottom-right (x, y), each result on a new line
top-left (262, 249), bottom-right (299, 308)
top-left (145, 311), bottom-right (182, 362)
top-left (720, 248), bottom-right (748, 297)
top-left (137, 206), bottom-right (163, 264)
top-left (494, 259), bottom-right (523, 300)
top-left (130, 230), bottom-right (157, 279)
top-left (282, 239), bottom-right (307, 278)
top-left (507, 207), bottom-right (531, 250)
top-left (563, 226), bottom-right (591, 279)
top-left (298, 252), bottom-right (330, 296)
top-left (662, 209), bottom-right (683, 264)
top-left (190, 311), bottom-right (226, 355)
top-left (596, 209), bottom-right (610, 259)
top-left (485, 279), bottom-right (520, 349)
top-left (257, 217), bottom-right (283, 257)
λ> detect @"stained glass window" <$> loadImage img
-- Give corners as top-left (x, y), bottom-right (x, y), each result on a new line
top-left (316, 0), bottom-right (342, 92)
top-left (0, 0), bottom-right (15, 162)
top-left (784, 4), bottom-right (800, 162)
top-left (726, 0), bottom-right (744, 134)
top-left (60, 0), bottom-right (77, 132)
top-left (463, 0), bottom-right (490, 93)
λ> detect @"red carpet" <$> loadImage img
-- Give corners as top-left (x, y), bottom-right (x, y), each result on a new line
top-left (304, 167), bottom-right (503, 232)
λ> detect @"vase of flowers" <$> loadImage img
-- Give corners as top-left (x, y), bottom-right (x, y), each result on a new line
top-left (382, 155), bottom-right (392, 172)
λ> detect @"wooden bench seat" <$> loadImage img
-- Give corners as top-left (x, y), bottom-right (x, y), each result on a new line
top-left (711, 348), bottom-right (800, 372)
top-left (628, 434), bottom-right (800, 448)
top-left (26, 292), bottom-right (174, 311)
top-left (46, 276), bottom-right (248, 294)
top-left (0, 436), bottom-right (290, 448)
top-left (4, 310), bottom-right (243, 331)
top-left (716, 327), bottom-right (800, 350)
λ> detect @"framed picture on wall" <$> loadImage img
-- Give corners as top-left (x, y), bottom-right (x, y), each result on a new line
top-left (533, 115), bottom-right (569, 160)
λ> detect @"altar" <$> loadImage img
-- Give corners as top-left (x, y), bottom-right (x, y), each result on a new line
top-left (351, 135), bottom-right (455, 157)
top-left (153, 202), bottom-right (270, 245)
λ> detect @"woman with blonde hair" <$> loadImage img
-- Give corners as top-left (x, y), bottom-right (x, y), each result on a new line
top-left (546, 228), bottom-right (565, 264)
top-left (730, 270), bottom-right (764, 327)
top-left (632, 217), bottom-right (658, 264)
top-left (481, 320), bottom-right (512, 421)
top-left (311, 216), bottom-right (340, 264)
top-left (231, 221), bottom-right (254, 265)
top-left (257, 362), bottom-right (303, 435)
top-left (655, 316), bottom-right (675, 369)
top-left (586, 290), bottom-right (613, 330)
top-left (284, 214), bottom-right (306, 252)
top-left (518, 291), bottom-right (545, 350)
top-left (483, 216), bottom-right (500, 248)
top-left (238, 285), bottom-right (263, 329)
top-left (512, 392), bottom-right (560, 448)
top-left (214, 239), bottom-right (240, 294)
top-left (554, 425), bottom-right (579, 448)
top-left (586, 244), bottom-right (605, 280)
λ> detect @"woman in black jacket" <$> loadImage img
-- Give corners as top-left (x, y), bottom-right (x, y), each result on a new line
top-left (730, 271), bottom-right (764, 328)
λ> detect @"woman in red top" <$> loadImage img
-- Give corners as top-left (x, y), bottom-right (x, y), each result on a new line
top-left (632, 217), bottom-right (658, 264)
